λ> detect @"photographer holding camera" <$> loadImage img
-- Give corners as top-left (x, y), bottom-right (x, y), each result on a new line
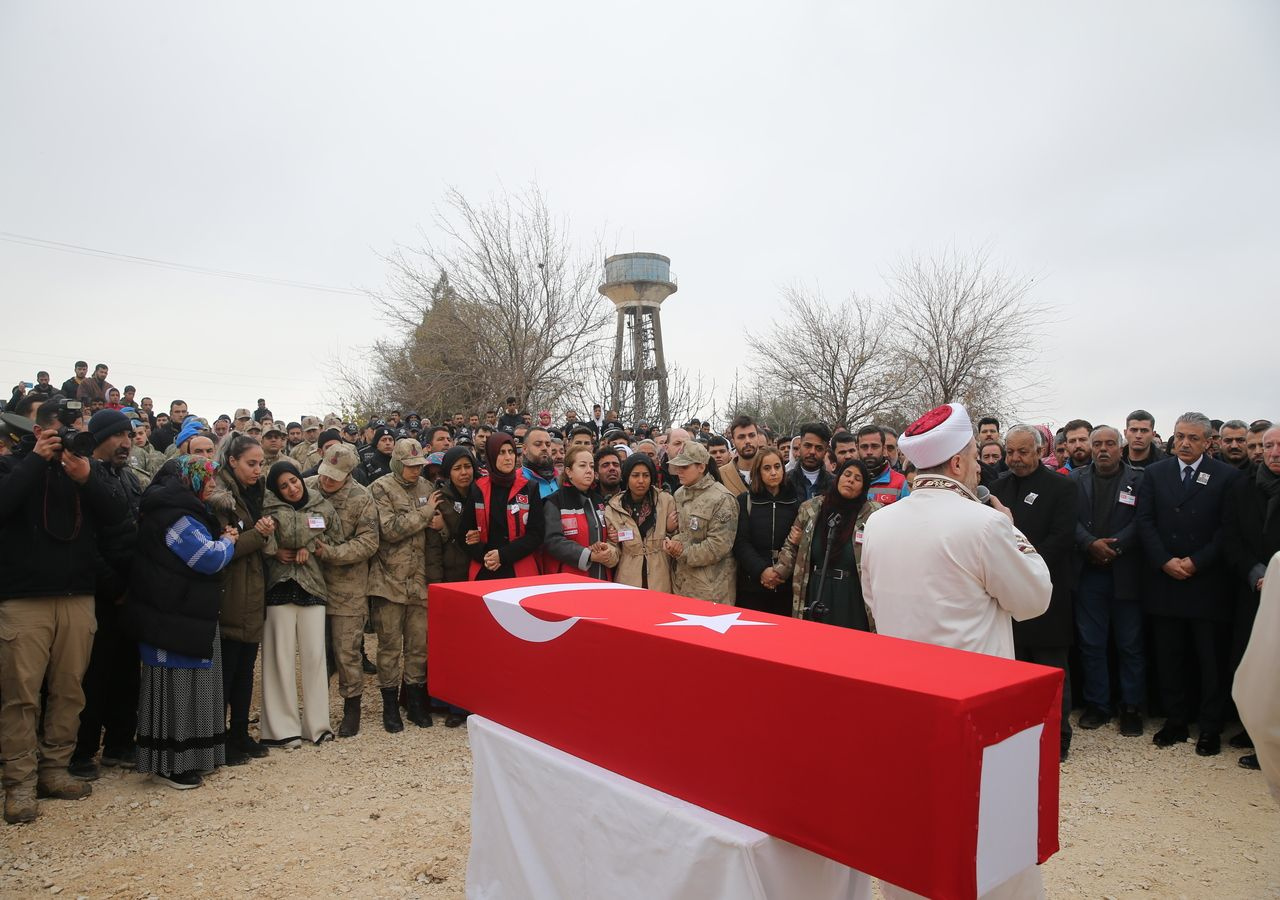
top-left (0, 396), bottom-right (128, 824)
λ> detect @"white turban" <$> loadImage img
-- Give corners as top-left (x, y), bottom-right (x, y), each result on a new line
top-left (898, 404), bottom-right (974, 469)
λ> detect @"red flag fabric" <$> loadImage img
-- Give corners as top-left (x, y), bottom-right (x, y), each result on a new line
top-left (429, 575), bottom-right (1061, 899)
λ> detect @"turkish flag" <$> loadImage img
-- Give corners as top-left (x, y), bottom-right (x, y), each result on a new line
top-left (429, 575), bottom-right (1061, 900)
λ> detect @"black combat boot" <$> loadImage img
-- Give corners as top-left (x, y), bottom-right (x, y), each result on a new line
top-left (339, 696), bottom-right (362, 738)
top-left (380, 687), bottom-right (404, 733)
top-left (405, 684), bottom-right (433, 728)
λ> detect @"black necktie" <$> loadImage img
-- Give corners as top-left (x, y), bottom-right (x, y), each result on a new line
top-left (1182, 465), bottom-right (1195, 490)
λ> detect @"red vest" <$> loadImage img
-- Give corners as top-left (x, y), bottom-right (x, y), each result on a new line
top-left (469, 473), bottom-right (542, 580)
top-left (545, 498), bottom-right (612, 580)
top-left (869, 468), bottom-right (909, 505)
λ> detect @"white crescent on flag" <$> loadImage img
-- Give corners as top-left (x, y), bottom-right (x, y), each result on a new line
top-left (482, 581), bottom-right (640, 643)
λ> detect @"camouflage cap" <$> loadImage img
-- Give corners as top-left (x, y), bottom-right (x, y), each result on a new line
top-left (392, 438), bottom-right (427, 467)
top-left (318, 442), bottom-right (360, 481)
top-left (668, 441), bottom-right (710, 467)
top-left (301, 416), bottom-right (321, 431)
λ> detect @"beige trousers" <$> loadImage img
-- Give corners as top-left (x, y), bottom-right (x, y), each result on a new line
top-left (260, 604), bottom-right (330, 744)
top-left (0, 596), bottom-right (96, 787)
top-left (370, 597), bottom-right (426, 689)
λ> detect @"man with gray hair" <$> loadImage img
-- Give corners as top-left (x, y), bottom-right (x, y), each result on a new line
top-left (1070, 425), bottom-right (1147, 736)
top-left (993, 422), bottom-right (1079, 760)
top-left (1136, 411), bottom-right (1242, 756)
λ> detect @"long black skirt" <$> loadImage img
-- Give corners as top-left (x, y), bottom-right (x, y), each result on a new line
top-left (136, 625), bottom-right (226, 776)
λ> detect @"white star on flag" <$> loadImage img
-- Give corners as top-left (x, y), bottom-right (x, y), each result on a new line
top-left (656, 612), bottom-right (776, 634)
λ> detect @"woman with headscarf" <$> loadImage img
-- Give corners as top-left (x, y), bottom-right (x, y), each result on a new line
top-left (260, 460), bottom-right (337, 747)
top-left (458, 432), bottom-right (546, 579)
top-left (775, 458), bottom-right (882, 630)
top-left (427, 446), bottom-right (476, 586)
top-left (602, 453), bottom-right (678, 591)
top-left (543, 446), bottom-right (613, 580)
top-left (427, 446), bottom-right (478, 727)
top-left (733, 447), bottom-right (800, 616)
top-left (214, 433), bottom-right (276, 765)
top-left (125, 456), bottom-right (237, 789)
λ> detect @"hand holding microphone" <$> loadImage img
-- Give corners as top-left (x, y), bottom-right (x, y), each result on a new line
top-left (975, 486), bottom-right (1013, 521)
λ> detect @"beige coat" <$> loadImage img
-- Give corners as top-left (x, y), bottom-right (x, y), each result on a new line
top-left (671, 473), bottom-right (739, 604)
top-left (602, 490), bottom-right (677, 593)
top-left (306, 475), bottom-right (380, 617)
top-left (718, 462), bottom-right (749, 497)
top-left (366, 472), bottom-right (440, 606)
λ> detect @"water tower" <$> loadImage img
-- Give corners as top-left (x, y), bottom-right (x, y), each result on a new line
top-left (599, 252), bottom-right (677, 427)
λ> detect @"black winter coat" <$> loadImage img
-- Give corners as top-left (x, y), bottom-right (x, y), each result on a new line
top-left (733, 484), bottom-right (800, 616)
top-left (1135, 455), bottom-right (1241, 620)
top-left (0, 442), bottom-right (128, 601)
top-left (1070, 463), bottom-right (1146, 600)
top-left (1222, 465), bottom-right (1280, 592)
top-left (123, 470), bottom-right (225, 658)
top-left (992, 465), bottom-right (1078, 648)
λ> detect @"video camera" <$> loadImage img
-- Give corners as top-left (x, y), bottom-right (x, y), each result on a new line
top-left (54, 398), bottom-right (97, 456)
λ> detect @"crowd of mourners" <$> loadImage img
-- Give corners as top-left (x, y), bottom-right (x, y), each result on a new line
top-left (0, 361), bottom-right (1276, 826)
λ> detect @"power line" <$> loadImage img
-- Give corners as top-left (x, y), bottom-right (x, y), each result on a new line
top-left (0, 230), bottom-right (367, 296)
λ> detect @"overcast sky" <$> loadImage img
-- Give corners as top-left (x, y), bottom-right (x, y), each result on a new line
top-left (3, 2), bottom-right (1277, 433)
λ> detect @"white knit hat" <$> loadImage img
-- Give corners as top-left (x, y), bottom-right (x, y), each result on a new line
top-left (898, 404), bottom-right (974, 469)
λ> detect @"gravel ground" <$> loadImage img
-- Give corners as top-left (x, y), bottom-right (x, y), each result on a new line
top-left (2, 647), bottom-right (1277, 899)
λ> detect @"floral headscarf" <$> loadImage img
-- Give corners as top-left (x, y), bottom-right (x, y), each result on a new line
top-left (175, 454), bottom-right (220, 495)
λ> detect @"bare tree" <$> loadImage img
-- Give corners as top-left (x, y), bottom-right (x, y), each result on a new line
top-left (887, 248), bottom-right (1046, 420)
top-left (746, 287), bottom-right (911, 429)
top-left (345, 185), bottom-right (614, 419)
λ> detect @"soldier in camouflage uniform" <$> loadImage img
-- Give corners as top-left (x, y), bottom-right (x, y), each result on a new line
top-left (128, 418), bottom-right (165, 480)
top-left (367, 439), bottom-right (443, 732)
top-left (290, 416), bottom-right (322, 471)
top-left (664, 441), bottom-right (739, 604)
top-left (307, 443), bottom-right (380, 737)
top-left (261, 422), bottom-right (289, 469)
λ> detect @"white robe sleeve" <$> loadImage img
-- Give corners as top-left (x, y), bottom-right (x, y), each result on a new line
top-left (978, 513), bottom-right (1052, 623)
top-left (1233, 550), bottom-right (1280, 805)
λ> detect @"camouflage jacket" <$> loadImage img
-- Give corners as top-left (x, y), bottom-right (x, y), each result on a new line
top-left (775, 497), bottom-right (882, 619)
top-left (305, 475), bottom-right (379, 615)
top-left (366, 472), bottom-right (440, 606)
top-left (672, 473), bottom-right (739, 604)
top-left (263, 488), bottom-right (336, 600)
top-left (290, 441), bottom-right (321, 472)
top-left (129, 444), bottom-right (166, 478)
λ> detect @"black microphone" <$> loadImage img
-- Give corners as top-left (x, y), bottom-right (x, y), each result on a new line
top-left (827, 512), bottom-right (843, 529)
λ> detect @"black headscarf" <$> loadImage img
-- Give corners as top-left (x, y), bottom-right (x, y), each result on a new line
top-left (266, 459), bottom-right (309, 510)
top-left (620, 453), bottom-right (660, 537)
top-left (816, 458), bottom-right (871, 549)
top-left (441, 446), bottom-right (476, 497)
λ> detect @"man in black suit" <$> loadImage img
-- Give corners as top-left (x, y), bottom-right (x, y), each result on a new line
top-left (1222, 424), bottom-right (1280, 767)
top-left (1070, 425), bottom-right (1147, 736)
top-left (1136, 411), bottom-right (1242, 755)
top-left (993, 424), bottom-right (1079, 761)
